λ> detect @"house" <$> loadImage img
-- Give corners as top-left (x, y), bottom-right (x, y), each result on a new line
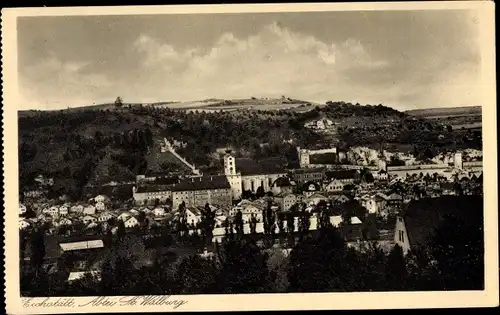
top-left (83, 205), bottom-right (96, 215)
top-left (302, 181), bottom-right (322, 198)
top-left (43, 206), bottom-right (59, 217)
top-left (360, 196), bottom-right (378, 214)
top-left (374, 170), bottom-right (389, 181)
top-left (171, 175), bottom-right (232, 209)
top-left (94, 195), bottom-right (107, 203)
top-left (58, 217), bottom-right (73, 226)
top-left (185, 207), bottom-right (202, 226)
top-left (124, 216), bottom-right (140, 228)
top-left (324, 179), bottom-right (344, 192)
top-left (129, 209), bottom-right (140, 216)
top-left (19, 203), bottom-right (27, 215)
top-left (98, 212), bottom-right (114, 223)
top-left (153, 207), bottom-right (166, 217)
top-left (387, 193), bottom-right (403, 205)
top-left (95, 202), bottom-right (106, 212)
top-left (70, 205), bottom-right (84, 214)
top-left (133, 184), bottom-right (174, 206)
top-left (274, 193), bottom-right (297, 212)
top-left (271, 177), bottom-right (294, 195)
top-left (59, 205), bottom-right (69, 216)
top-left (117, 212), bottom-right (131, 222)
top-left (19, 219), bottom-right (31, 230)
top-left (306, 193), bottom-right (328, 206)
top-left (331, 194), bottom-right (350, 204)
top-left (82, 215), bottom-right (98, 225)
top-left (290, 168), bottom-right (325, 183)
top-left (325, 169), bottom-right (359, 183)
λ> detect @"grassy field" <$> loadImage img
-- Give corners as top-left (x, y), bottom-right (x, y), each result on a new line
top-left (405, 106), bottom-right (482, 118)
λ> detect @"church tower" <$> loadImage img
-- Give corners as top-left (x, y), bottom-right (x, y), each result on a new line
top-left (224, 153), bottom-right (242, 200)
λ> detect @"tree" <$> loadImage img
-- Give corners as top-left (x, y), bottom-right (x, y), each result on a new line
top-left (385, 244), bottom-right (407, 290)
top-left (215, 238), bottom-right (272, 293)
top-left (29, 227), bottom-right (46, 277)
top-left (114, 96), bottom-right (123, 108)
top-left (176, 255), bottom-right (217, 294)
top-left (428, 213), bottom-right (484, 290)
top-left (255, 186), bottom-right (265, 198)
top-left (200, 203), bottom-right (216, 245)
top-left (117, 220), bottom-right (126, 240)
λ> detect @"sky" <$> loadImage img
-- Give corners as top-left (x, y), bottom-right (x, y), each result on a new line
top-left (17, 10), bottom-right (482, 111)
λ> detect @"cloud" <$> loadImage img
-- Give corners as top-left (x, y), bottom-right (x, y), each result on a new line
top-left (19, 56), bottom-right (113, 109)
top-left (130, 22), bottom-right (390, 101)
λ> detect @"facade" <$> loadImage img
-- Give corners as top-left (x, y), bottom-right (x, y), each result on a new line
top-left (19, 219), bottom-right (31, 230)
top-left (124, 217), bottom-right (139, 228)
top-left (274, 193), bottom-right (297, 212)
top-left (82, 215), bottom-right (97, 225)
top-left (59, 205), bottom-right (69, 216)
top-left (70, 205), bottom-right (84, 214)
top-left (19, 203), bottom-right (27, 215)
top-left (186, 208), bottom-right (202, 225)
top-left (83, 205), bottom-right (96, 215)
top-left (325, 179), bottom-right (344, 192)
top-left (172, 175), bottom-right (232, 209)
top-left (270, 177), bottom-right (294, 195)
top-left (95, 202), bottom-right (106, 212)
top-left (153, 208), bottom-right (166, 217)
top-left (133, 185), bottom-right (173, 206)
top-left (290, 168), bottom-right (325, 183)
top-left (98, 212), bottom-right (114, 222)
top-left (296, 147), bottom-right (337, 168)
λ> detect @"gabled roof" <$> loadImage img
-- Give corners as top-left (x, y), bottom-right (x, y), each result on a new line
top-left (172, 175), bottom-right (230, 191)
top-left (273, 177), bottom-right (292, 187)
top-left (402, 195), bottom-right (483, 249)
top-left (388, 193), bottom-right (402, 200)
top-left (325, 169), bottom-right (358, 180)
top-left (135, 185), bottom-right (173, 193)
top-left (302, 181), bottom-right (321, 192)
top-left (236, 157), bottom-right (286, 175)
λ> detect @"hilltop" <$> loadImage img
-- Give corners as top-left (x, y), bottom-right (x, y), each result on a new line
top-left (405, 106), bottom-right (482, 118)
top-left (18, 101), bottom-right (481, 201)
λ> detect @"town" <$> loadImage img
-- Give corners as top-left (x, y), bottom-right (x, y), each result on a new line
top-left (19, 128), bottom-right (484, 294)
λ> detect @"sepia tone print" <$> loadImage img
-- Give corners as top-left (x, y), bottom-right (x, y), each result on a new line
top-left (3, 2), bottom-right (498, 313)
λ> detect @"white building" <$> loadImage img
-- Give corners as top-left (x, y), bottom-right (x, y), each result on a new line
top-left (117, 212), bottom-right (131, 222)
top-left (82, 215), bottom-right (98, 225)
top-left (124, 216), bottom-right (140, 228)
top-left (325, 180), bottom-right (344, 192)
top-left (19, 203), bottom-right (27, 215)
top-left (94, 195), bottom-right (107, 203)
top-left (83, 205), bottom-right (96, 215)
top-left (70, 205), bottom-right (84, 214)
top-left (19, 219), bottom-right (31, 230)
top-left (59, 205), bottom-right (69, 216)
top-left (153, 208), bottom-right (166, 217)
top-left (98, 212), bottom-right (114, 222)
top-left (95, 202), bottom-right (106, 212)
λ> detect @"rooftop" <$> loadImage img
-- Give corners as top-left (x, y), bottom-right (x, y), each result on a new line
top-left (172, 175), bottom-right (230, 191)
top-left (236, 157), bottom-right (286, 176)
top-left (325, 170), bottom-right (359, 180)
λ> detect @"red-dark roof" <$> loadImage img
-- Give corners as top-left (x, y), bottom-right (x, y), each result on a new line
top-left (171, 175), bottom-right (230, 191)
top-left (235, 157), bottom-right (286, 175)
top-left (402, 195), bottom-right (483, 249)
top-left (325, 170), bottom-right (358, 180)
top-left (273, 177), bottom-right (292, 187)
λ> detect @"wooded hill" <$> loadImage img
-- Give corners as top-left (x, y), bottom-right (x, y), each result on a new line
top-left (18, 101), bottom-right (481, 201)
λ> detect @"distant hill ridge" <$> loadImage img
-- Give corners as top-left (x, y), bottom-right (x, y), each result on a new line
top-left (405, 106), bottom-right (481, 117)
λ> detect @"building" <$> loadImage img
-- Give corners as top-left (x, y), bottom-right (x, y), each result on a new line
top-left (43, 206), bottom-right (59, 217)
top-left (387, 163), bottom-right (450, 179)
top-left (82, 215), bottom-right (97, 225)
top-left (59, 205), bottom-right (69, 216)
top-left (325, 169), bottom-right (359, 183)
top-left (117, 212), bottom-right (131, 222)
top-left (454, 152), bottom-right (463, 170)
top-left (185, 207), bottom-right (202, 225)
top-left (94, 195), bottom-right (107, 203)
top-left (270, 177), bottom-right (294, 195)
top-left (133, 185), bottom-right (173, 206)
top-left (95, 202), bottom-right (106, 212)
top-left (171, 175), bottom-right (232, 209)
top-left (228, 155), bottom-right (288, 195)
top-left (274, 193), bottom-right (297, 212)
top-left (324, 179), bottom-right (344, 192)
top-left (394, 195), bottom-right (482, 255)
top-left (58, 217), bottom-right (73, 226)
top-left (19, 219), bottom-right (31, 230)
top-left (19, 203), bottom-right (27, 215)
top-left (83, 205), bottom-right (96, 215)
top-left (153, 207), bottom-right (166, 217)
top-left (301, 181), bottom-right (322, 198)
top-left (296, 147), bottom-right (337, 168)
top-left (70, 205), bottom-right (84, 214)
top-left (124, 217), bottom-right (140, 228)
top-left (98, 212), bottom-right (114, 222)
top-left (306, 193), bottom-right (328, 206)
top-left (290, 168), bottom-right (325, 183)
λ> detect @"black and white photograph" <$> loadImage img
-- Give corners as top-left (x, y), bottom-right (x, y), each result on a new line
top-left (3, 2), bottom-right (498, 313)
